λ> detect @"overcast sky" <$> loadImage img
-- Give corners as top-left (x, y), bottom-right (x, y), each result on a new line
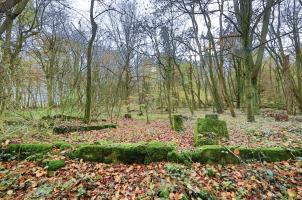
top-left (73, 0), bottom-right (90, 12)
top-left (70, 0), bottom-right (152, 24)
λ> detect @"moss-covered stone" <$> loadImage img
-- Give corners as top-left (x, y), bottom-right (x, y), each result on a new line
top-left (45, 160), bottom-right (65, 171)
top-left (167, 151), bottom-right (192, 165)
top-left (72, 141), bottom-right (175, 164)
top-left (73, 143), bottom-right (142, 163)
top-left (53, 124), bottom-right (117, 134)
top-left (205, 114), bottom-right (218, 120)
top-left (191, 145), bottom-right (301, 164)
top-left (3, 142), bottom-right (301, 164)
top-left (167, 146), bottom-right (302, 165)
top-left (195, 132), bottom-right (220, 146)
top-left (194, 118), bottom-right (228, 146)
top-left (5, 144), bottom-right (52, 160)
top-left (144, 142), bottom-right (175, 163)
top-left (192, 145), bottom-right (237, 164)
top-left (172, 115), bottom-right (184, 132)
top-left (52, 141), bottom-right (72, 150)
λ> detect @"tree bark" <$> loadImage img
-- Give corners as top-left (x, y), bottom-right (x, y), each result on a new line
top-left (84, 0), bottom-right (98, 124)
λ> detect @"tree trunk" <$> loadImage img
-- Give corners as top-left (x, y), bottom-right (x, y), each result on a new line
top-left (84, 0), bottom-right (97, 124)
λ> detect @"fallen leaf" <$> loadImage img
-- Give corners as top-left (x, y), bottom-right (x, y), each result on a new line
top-left (234, 149), bottom-right (240, 155)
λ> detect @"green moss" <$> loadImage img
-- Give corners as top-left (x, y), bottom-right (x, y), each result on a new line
top-left (144, 141), bottom-right (175, 163)
top-left (52, 141), bottom-right (72, 150)
top-left (172, 115), bottom-right (184, 132)
top-left (237, 147), bottom-right (294, 162)
top-left (45, 160), bottom-right (65, 171)
top-left (73, 143), bottom-right (145, 164)
top-left (167, 151), bottom-right (192, 165)
top-left (6, 144), bottom-right (52, 160)
top-left (194, 118), bottom-right (228, 146)
top-left (196, 118), bottom-right (228, 137)
top-left (195, 132), bottom-right (220, 146)
top-left (72, 141), bottom-right (175, 164)
top-left (191, 145), bottom-right (301, 164)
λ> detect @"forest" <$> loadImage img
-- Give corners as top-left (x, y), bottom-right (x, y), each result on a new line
top-left (0, 0), bottom-right (302, 199)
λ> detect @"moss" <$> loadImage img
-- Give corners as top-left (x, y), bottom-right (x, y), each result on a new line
top-left (113, 143), bottom-right (146, 164)
top-left (191, 145), bottom-right (234, 164)
top-left (45, 160), bottom-right (65, 171)
top-left (237, 147), bottom-right (294, 162)
top-left (6, 144), bottom-right (53, 160)
top-left (205, 114), bottom-right (218, 120)
top-left (73, 143), bottom-right (146, 164)
top-left (72, 141), bottom-right (175, 164)
top-left (167, 151), bottom-right (192, 165)
top-left (52, 141), bottom-right (72, 150)
top-left (195, 132), bottom-right (220, 146)
top-left (53, 124), bottom-right (117, 134)
top-left (144, 141), bottom-right (175, 163)
top-left (194, 118), bottom-right (228, 147)
top-left (172, 115), bottom-right (184, 132)
top-left (191, 145), bottom-right (301, 164)
top-left (196, 118), bottom-right (228, 137)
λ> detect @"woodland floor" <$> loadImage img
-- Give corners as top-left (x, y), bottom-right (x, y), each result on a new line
top-left (1, 159), bottom-right (301, 199)
top-left (2, 109), bottom-right (302, 150)
top-left (1, 109), bottom-right (302, 199)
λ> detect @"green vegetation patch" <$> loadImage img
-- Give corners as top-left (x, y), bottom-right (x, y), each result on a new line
top-left (172, 115), bottom-right (184, 132)
top-left (2, 142), bottom-right (301, 164)
top-left (194, 118), bottom-right (228, 146)
top-left (3, 143), bottom-right (53, 160)
top-left (192, 145), bottom-right (301, 164)
top-left (53, 141), bottom-right (73, 150)
top-left (45, 160), bottom-right (65, 171)
top-left (53, 124), bottom-right (117, 134)
top-left (72, 141), bottom-right (175, 164)
top-left (167, 150), bottom-right (192, 165)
